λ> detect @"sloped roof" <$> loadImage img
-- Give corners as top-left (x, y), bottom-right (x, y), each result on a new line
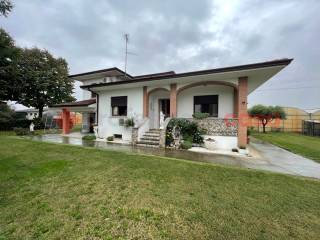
top-left (51, 98), bottom-right (96, 108)
top-left (80, 58), bottom-right (293, 89)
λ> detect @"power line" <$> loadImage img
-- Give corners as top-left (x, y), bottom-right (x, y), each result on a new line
top-left (255, 86), bottom-right (320, 92)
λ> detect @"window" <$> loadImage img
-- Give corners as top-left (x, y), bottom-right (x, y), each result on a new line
top-left (111, 96), bottom-right (127, 116)
top-left (194, 95), bottom-right (218, 117)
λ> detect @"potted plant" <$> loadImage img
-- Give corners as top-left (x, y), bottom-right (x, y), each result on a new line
top-left (124, 117), bottom-right (135, 128)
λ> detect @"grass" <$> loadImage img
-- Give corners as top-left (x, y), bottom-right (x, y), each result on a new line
top-left (0, 129), bottom-right (62, 136)
top-left (252, 131), bottom-right (320, 162)
top-left (0, 136), bottom-right (320, 239)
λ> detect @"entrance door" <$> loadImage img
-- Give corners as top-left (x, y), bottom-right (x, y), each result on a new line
top-left (159, 99), bottom-right (170, 127)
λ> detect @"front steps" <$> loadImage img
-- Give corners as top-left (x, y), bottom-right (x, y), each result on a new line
top-left (137, 129), bottom-right (160, 148)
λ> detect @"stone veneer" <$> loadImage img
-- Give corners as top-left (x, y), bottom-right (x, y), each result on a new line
top-left (190, 118), bottom-right (238, 136)
top-left (131, 127), bottom-right (138, 145)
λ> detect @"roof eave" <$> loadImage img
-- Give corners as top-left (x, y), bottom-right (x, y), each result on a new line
top-left (80, 58), bottom-right (293, 90)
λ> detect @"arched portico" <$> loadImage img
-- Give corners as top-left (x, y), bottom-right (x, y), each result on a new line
top-left (177, 81), bottom-right (238, 96)
top-left (146, 87), bottom-right (170, 129)
top-left (176, 81), bottom-right (239, 117)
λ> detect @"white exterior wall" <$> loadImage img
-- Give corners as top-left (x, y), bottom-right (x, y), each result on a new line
top-left (97, 87), bottom-right (144, 141)
top-left (177, 85), bottom-right (234, 118)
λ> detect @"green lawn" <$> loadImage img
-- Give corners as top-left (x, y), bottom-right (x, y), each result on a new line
top-left (0, 136), bottom-right (320, 239)
top-left (252, 132), bottom-right (320, 162)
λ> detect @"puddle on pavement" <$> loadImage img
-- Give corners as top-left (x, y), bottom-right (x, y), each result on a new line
top-left (29, 134), bottom-right (245, 168)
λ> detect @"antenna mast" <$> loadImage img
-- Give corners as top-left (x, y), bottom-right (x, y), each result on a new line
top-left (124, 33), bottom-right (129, 79)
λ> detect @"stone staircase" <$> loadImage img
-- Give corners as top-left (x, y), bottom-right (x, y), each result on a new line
top-left (136, 129), bottom-right (161, 148)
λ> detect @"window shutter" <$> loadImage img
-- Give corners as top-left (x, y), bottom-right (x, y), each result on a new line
top-left (111, 96), bottom-right (127, 107)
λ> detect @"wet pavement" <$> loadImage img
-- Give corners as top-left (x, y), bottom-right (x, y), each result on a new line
top-left (29, 134), bottom-right (320, 179)
top-left (249, 138), bottom-right (320, 179)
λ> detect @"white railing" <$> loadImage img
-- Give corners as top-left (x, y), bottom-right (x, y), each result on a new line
top-left (136, 118), bottom-right (150, 141)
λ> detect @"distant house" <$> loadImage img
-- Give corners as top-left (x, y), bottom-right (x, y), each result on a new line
top-left (15, 108), bottom-right (41, 120)
top-left (52, 59), bottom-right (292, 148)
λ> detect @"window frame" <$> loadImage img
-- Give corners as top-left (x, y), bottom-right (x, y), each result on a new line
top-left (193, 95), bottom-right (219, 117)
top-left (111, 96), bottom-right (128, 117)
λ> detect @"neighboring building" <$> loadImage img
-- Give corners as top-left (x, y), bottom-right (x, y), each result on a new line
top-left (15, 108), bottom-right (41, 120)
top-left (52, 58), bottom-right (293, 148)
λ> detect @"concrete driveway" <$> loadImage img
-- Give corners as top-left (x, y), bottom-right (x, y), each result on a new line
top-left (248, 138), bottom-right (320, 179)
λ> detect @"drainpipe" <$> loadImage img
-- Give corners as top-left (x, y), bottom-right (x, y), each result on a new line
top-left (88, 88), bottom-right (99, 124)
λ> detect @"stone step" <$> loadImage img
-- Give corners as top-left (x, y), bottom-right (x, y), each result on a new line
top-left (148, 129), bottom-right (160, 133)
top-left (137, 140), bottom-right (159, 146)
top-left (136, 143), bottom-right (159, 148)
top-left (140, 137), bottom-right (160, 142)
top-left (143, 133), bottom-right (160, 137)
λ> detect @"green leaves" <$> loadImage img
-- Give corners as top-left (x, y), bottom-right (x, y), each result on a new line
top-left (0, 29), bottom-right (75, 117)
top-left (248, 105), bottom-right (286, 120)
top-left (16, 48), bottom-right (75, 117)
top-left (0, 0), bottom-right (13, 17)
top-left (248, 105), bottom-right (286, 132)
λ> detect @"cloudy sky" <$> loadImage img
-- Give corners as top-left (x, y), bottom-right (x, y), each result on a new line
top-left (2, 0), bottom-right (320, 111)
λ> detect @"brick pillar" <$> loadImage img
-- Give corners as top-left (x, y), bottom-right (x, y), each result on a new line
top-left (62, 108), bottom-right (70, 134)
top-left (233, 88), bottom-right (238, 117)
top-left (238, 77), bottom-right (248, 148)
top-left (170, 83), bottom-right (177, 117)
top-left (143, 86), bottom-right (148, 117)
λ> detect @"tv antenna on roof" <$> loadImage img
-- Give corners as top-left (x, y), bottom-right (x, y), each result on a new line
top-left (124, 33), bottom-right (129, 78)
top-left (123, 33), bottom-right (137, 79)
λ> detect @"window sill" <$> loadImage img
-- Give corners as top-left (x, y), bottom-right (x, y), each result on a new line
top-left (110, 116), bottom-right (128, 118)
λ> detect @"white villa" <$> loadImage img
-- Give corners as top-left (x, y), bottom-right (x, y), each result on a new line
top-left (52, 59), bottom-right (292, 149)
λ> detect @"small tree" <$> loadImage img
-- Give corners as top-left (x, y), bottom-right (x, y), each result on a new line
top-left (248, 105), bottom-right (286, 133)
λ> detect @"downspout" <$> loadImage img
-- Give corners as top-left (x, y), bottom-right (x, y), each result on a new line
top-left (88, 88), bottom-right (99, 124)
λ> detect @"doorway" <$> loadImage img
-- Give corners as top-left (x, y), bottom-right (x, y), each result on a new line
top-left (159, 99), bottom-right (170, 127)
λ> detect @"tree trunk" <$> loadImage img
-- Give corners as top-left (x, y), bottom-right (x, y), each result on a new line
top-left (38, 105), bottom-right (43, 119)
top-left (262, 123), bottom-right (266, 133)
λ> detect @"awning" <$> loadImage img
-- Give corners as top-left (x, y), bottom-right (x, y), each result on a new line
top-left (50, 98), bottom-right (96, 112)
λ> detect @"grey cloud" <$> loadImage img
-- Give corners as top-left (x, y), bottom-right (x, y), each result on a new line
top-left (2, 0), bottom-right (320, 109)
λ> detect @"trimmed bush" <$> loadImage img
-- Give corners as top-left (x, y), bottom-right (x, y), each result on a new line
top-left (14, 128), bottom-right (29, 136)
top-left (193, 131), bottom-right (204, 144)
top-left (107, 136), bottom-right (114, 141)
top-left (192, 112), bottom-right (210, 119)
top-left (180, 141), bottom-right (192, 150)
top-left (124, 117), bottom-right (135, 128)
top-left (82, 135), bottom-right (96, 141)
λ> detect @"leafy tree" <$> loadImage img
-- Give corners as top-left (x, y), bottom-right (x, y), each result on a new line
top-left (0, 28), bottom-right (21, 101)
top-left (0, 0), bottom-right (13, 17)
top-left (0, 102), bottom-right (13, 126)
top-left (248, 105), bottom-right (286, 133)
top-left (16, 48), bottom-right (75, 118)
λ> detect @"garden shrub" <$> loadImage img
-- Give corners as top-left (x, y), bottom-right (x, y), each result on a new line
top-left (82, 135), bottom-right (96, 141)
top-left (124, 117), bottom-right (135, 127)
top-left (193, 131), bottom-right (204, 144)
top-left (14, 128), bottom-right (30, 136)
top-left (180, 140), bottom-right (192, 149)
top-left (32, 117), bottom-right (45, 130)
top-left (14, 119), bottom-right (32, 128)
top-left (166, 118), bottom-right (204, 148)
top-left (107, 136), bottom-right (114, 141)
top-left (192, 112), bottom-right (210, 119)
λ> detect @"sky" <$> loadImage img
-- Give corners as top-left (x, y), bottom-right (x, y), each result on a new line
top-left (2, 0), bottom-right (320, 111)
